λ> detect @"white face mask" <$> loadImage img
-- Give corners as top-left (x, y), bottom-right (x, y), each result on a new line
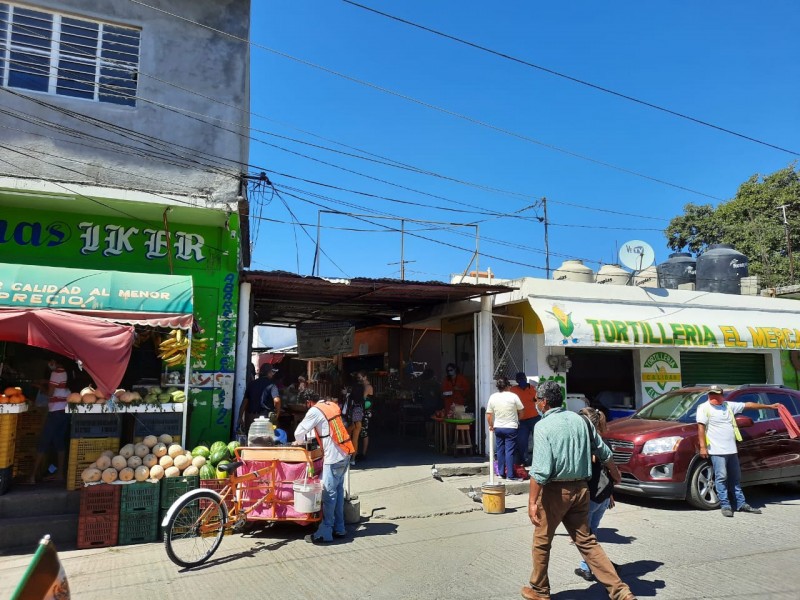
top-left (47, 361), bottom-right (56, 371)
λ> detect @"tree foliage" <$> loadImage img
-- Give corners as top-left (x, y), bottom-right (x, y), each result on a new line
top-left (665, 164), bottom-right (800, 287)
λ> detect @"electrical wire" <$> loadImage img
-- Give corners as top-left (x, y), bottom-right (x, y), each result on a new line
top-left (125, 0), bottom-right (724, 201)
top-left (342, 0), bottom-right (799, 158)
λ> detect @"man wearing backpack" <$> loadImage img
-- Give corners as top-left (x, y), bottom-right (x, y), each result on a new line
top-left (697, 384), bottom-right (780, 517)
top-left (239, 364), bottom-right (281, 434)
top-left (294, 397), bottom-right (355, 544)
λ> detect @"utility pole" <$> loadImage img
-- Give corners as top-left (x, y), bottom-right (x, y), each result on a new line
top-left (400, 219), bottom-right (405, 280)
top-left (542, 197), bottom-right (551, 278)
top-left (779, 205), bottom-right (794, 284)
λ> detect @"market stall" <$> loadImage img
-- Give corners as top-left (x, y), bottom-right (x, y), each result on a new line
top-left (0, 262), bottom-right (196, 493)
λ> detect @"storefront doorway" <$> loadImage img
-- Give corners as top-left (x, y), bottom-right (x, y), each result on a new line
top-left (566, 348), bottom-right (636, 409)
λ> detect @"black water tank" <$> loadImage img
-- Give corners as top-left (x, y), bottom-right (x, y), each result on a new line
top-left (696, 244), bottom-right (748, 294)
top-left (657, 252), bottom-right (696, 289)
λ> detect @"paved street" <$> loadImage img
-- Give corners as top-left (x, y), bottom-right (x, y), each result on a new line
top-left (2, 445), bottom-right (800, 599)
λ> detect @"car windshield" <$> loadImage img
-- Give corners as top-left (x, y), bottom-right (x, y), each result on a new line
top-left (633, 391), bottom-right (709, 422)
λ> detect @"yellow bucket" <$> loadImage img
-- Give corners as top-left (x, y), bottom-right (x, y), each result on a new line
top-left (481, 483), bottom-right (506, 514)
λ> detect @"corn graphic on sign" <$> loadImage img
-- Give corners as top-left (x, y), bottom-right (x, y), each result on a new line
top-left (549, 305), bottom-right (575, 339)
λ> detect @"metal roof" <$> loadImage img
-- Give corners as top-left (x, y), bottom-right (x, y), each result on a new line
top-left (242, 270), bottom-right (512, 327)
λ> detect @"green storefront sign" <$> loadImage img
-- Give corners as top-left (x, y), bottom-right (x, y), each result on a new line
top-left (0, 202), bottom-right (240, 446)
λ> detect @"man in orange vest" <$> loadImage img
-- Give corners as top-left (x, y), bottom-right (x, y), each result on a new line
top-left (294, 397), bottom-right (355, 544)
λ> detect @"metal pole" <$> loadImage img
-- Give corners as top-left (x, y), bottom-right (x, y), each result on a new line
top-left (400, 219), bottom-right (405, 280)
top-left (543, 197), bottom-right (551, 278)
top-left (313, 211), bottom-right (322, 276)
top-left (779, 205), bottom-right (794, 283)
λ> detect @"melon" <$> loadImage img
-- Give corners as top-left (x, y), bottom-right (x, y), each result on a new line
top-left (144, 394), bottom-right (159, 404)
top-left (199, 464), bottom-right (216, 480)
top-left (88, 462), bottom-right (97, 470)
top-left (67, 392), bottom-right (82, 404)
top-left (101, 468), bottom-right (118, 483)
top-left (159, 455), bottom-right (173, 468)
top-left (114, 389), bottom-right (126, 398)
top-left (81, 467), bottom-right (102, 483)
top-left (164, 466), bottom-right (180, 478)
top-left (111, 455), bottom-right (127, 471)
top-left (167, 444), bottom-right (184, 459)
top-left (134, 443), bottom-right (149, 458)
top-left (216, 460), bottom-right (231, 479)
top-left (149, 465), bottom-right (164, 480)
top-left (183, 465), bottom-right (199, 477)
top-left (227, 441), bottom-right (241, 457)
top-left (191, 446), bottom-right (210, 459)
top-left (119, 467), bottom-right (135, 482)
top-left (101, 450), bottom-right (115, 459)
top-left (209, 441), bottom-right (227, 456)
top-left (119, 444), bottom-right (135, 459)
top-left (94, 389), bottom-right (106, 400)
top-left (142, 435), bottom-right (158, 449)
top-left (173, 455), bottom-right (190, 471)
top-left (149, 386), bottom-right (163, 396)
top-left (158, 434), bottom-right (174, 445)
top-left (158, 393), bottom-right (172, 404)
top-left (134, 465), bottom-right (149, 482)
top-left (95, 455), bottom-right (111, 470)
top-left (143, 454), bottom-right (158, 468)
top-left (152, 443), bottom-right (167, 458)
top-left (82, 393), bottom-right (97, 404)
top-left (209, 448), bottom-right (228, 466)
top-left (119, 392), bottom-right (134, 404)
top-left (191, 455), bottom-right (206, 469)
top-left (129, 391), bottom-right (142, 402)
top-left (127, 455), bottom-right (142, 469)
top-left (80, 386), bottom-right (95, 397)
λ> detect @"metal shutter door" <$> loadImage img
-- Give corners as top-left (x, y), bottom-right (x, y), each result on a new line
top-left (680, 351), bottom-right (767, 386)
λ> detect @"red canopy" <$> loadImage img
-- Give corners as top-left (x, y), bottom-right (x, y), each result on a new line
top-left (0, 309), bottom-right (134, 397)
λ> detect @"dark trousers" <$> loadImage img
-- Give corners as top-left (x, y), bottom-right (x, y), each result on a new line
top-left (516, 417), bottom-right (539, 465)
top-left (495, 427), bottom-right (517, 478)
top-left (530, 481), bottom-right (632, 599)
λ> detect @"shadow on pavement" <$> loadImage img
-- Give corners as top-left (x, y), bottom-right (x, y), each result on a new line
top-left (596, 527), bottom-right (636, 544)
top-left (615, 481), bottom-right (800, 512)
top-left (550, 560), bottom-right (665, 599)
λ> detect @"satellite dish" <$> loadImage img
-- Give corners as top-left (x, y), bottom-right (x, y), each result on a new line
top-left (619, 240), bottom-right (655, 271)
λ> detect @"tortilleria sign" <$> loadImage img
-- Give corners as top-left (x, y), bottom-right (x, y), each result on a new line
top-left (641, 350), bottom-right (682, 399)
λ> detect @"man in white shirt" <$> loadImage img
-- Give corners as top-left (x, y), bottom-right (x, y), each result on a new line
top-left (294, 397), bottom-right (353, 543)
top-left (29, 357), bottom-right (72, 484)
top-left (696, 385), bottom-right (780, 517)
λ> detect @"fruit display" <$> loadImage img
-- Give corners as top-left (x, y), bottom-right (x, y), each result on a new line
top-left (66, 385), bottom-right (184, 408)
top-left (80, 434), bottom-right (198, 484)
top-left (157, 329), bottom-right (209, 366)
top-left (194, 440), bottom-right (240, 480)
top-left (0, 387), bottom-right (27, 404)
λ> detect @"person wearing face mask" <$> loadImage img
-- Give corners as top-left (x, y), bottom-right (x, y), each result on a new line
top-left (441, 363), bottom-right (470, 415)
top-left (27, 356), bottom-right (72, 484)
top-left (510, 372), bottom-right (539, 466)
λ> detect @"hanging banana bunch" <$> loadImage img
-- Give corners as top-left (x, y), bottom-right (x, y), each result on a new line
top-left (158, 329), bottom-right (210, 366)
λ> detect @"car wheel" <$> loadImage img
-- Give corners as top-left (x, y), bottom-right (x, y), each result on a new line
top-left (687, 460), bottom-right (719, 510)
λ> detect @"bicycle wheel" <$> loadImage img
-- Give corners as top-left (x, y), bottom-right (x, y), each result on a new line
top-left (163, 490), bottom-right (228, 568)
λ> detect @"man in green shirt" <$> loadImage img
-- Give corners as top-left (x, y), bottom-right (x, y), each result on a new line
top-left (522, 381), bottom-right (636, 600)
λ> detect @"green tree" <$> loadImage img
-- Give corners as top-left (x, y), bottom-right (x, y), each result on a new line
top-left (665, 164), bottom-right (800, 287)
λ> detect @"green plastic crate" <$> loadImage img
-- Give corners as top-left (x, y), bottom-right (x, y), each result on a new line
top-left (121, 481), bottom-right (160, 513)
top-left (118, 509), bottom-right (158, 545)
top-left (160, 475), bottom-right (199, 509)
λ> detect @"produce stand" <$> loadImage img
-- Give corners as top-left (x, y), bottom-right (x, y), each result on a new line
top-left (66, 403), bottom-right (185, 414)
top-left (0, 403), bottom-right (29, 414)
top-left (234, 445), bottom-right (324, 524)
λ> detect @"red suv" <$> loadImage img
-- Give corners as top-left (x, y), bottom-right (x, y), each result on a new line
top-left (603, 384), bottom-right (800, 509)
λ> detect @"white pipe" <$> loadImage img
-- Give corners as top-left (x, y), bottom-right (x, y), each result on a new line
top-left (477, 295), bottom-right (494, 454)
top-left (233, 282), bottom-right (252, 432)
top-left (488, 428), bottom-right (495, 485)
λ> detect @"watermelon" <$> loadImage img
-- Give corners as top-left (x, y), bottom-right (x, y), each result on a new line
top-left (209, 441), bottom-right (227, 456)
top-left (199, 464), bottom-right (216, 480)
top-left (191, 445), bottom-right (210, 459)
top-left (216, 460), bottom-right (231, 479)
top-left (227, 441), bottom-right (240, 457)
top-left (209, 448), bottom-right (228, 466)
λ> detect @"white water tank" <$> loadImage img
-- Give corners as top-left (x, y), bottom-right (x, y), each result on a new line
top-left (553, 260), bottom-right (595, 283)
top-left (632, 265), bottom-right (658, 288)
top-left (595, 264), bottom-right (630, 285)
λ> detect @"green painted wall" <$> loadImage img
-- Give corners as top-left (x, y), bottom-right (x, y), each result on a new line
top-left (0, 199), bottom-right (240, 445)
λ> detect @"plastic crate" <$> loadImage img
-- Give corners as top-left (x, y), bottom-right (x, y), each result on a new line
top-left (118, 509), bottom-right (159, 545)
top-left (15, 408), bottom-right (45, 437)
top-left (132, 413), bottom-right (182, 440)
top-left (79, 484), bottom-right (121, 517)
top-left (70, 414), bottom-right (121, 439)
top-left (0, 415), bottom-right (17, 468)
top-left (200, 478), bottom-right (234, 513)
top-left (121, 481), bottom-right (161, 513)
top-left (0, 466), bottom-right (11, 496)
top-left (160, 474), bottom-right (199, 509)
top-left (66, 437), bottom-right (120, 491)
top-left (77, 513), bottom-right (119, 549)
top-left (13, 433), bottom-right (37, 456)
top-left (13, 451), bottom-right (36, 480)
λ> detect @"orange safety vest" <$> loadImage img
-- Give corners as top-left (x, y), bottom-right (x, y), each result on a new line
top-left (313, 401), bottom-right (356, 456)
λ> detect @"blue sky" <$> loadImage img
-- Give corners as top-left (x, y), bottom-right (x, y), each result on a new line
top-left (247, 1), bottom-right (799, 287)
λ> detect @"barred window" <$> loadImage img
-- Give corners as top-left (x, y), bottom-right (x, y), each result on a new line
top-left (0, 3), bottom-right (140, 106)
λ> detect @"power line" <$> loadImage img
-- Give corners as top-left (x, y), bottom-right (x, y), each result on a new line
top-left (342, 0), bottom-right (800, 158)
top-left (125, 0), bottom-right (724, 201)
